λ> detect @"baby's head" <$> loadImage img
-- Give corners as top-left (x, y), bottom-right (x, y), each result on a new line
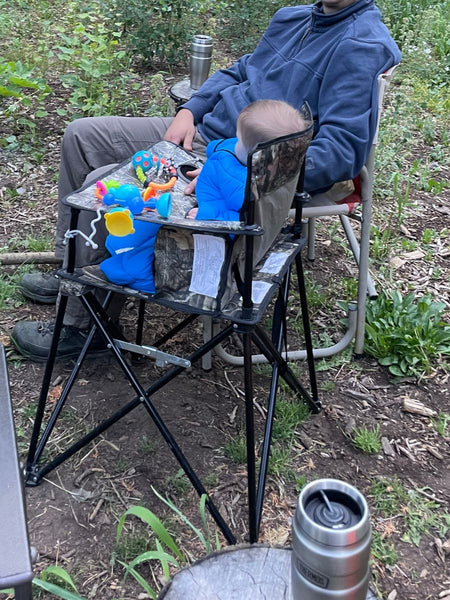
top-left (235, 100), bottom-right (306, 163)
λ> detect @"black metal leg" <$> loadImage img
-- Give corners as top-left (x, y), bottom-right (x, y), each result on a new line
top-left (14, 582), bottom-right (33, 600)
top-left (252, 325), bottom-right (321, 413)
top-left (255, 276), bottom-right (290, 532)
top-left (26, 294), bottom-right (68, 477)
top-left (294, 254), bottom-right (320, 408)
top-left (242, 328), bottom-right (257, 543)
top-left (136, 299), bottom-right (146, 346)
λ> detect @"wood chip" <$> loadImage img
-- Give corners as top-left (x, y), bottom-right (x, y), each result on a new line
top-left (387, 590), bottom-right (398, 600)
top-left (397, 445), bottom-right (416, 461)
top-left (381, 437), bottom-right (396, 457)
top-left (402, 397), bottom-right (437, 417)
top-left (426, 445), bottom-right (444, 460)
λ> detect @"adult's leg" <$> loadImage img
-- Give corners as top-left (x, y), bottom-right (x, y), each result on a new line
top-left (56, 115), bottom-right (207, 327)
top-left (12, 116), bottom-right (208, 359)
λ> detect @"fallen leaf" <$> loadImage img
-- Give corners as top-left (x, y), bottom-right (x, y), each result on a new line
top-left (389, 256), bottom-right (405, 270)
top-left (48, 385), bottom-right (63, 403)
top-left (400, 250), bottom-right (425, 260)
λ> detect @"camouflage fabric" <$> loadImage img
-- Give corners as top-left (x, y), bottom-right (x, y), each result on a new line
top-left (154, 126), bottom-right (313, 313)
top-left (63, 107), bottom-right (314, 316)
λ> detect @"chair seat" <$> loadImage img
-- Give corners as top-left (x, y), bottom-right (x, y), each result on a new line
top-left (59, 232), bottom-right (305, 326)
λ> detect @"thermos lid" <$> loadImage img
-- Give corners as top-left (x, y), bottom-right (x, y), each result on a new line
top-left (296, 479), bottom-right (370, 546)
top-left (192, 34), bottom-right (213, 46)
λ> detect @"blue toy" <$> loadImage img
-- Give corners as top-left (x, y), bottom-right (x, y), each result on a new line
top-left (102, 184), bottom-right (145, 215)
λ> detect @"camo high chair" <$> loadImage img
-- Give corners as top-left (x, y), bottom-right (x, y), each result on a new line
top-left (26, 103), bottom-right (320, 544)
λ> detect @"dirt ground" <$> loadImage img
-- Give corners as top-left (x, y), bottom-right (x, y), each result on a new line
top-left (0, 90), bottom-right (449, 599)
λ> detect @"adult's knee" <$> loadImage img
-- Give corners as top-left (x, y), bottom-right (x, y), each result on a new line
top-left (62, 117), bottom-right (96, 152)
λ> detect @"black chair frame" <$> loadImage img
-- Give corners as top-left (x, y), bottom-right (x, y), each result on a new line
top-left (26, 132), bottom-right (322, 544)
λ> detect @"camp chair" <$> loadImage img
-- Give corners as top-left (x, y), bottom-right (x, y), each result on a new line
top-left (214, 66), bottom-right (399, 369)
top-left (25, 105), bottom-right (321, 544)
top-left (303, 66), bottom-right (399, 357)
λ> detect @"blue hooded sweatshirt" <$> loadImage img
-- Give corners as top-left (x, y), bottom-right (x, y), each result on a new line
top-left (195, 138), bottom-right (246, 221)
top-left (182, 0), bottom-right (401, 194)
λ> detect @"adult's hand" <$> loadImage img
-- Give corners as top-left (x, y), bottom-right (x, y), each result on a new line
top-left (164, 109), bottom-right (196, 151)
top-left (184, 168), bottom-right (201, 195)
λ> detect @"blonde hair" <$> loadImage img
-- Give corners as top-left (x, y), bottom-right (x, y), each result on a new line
top-left (237, 100), bottom-right (306, 154)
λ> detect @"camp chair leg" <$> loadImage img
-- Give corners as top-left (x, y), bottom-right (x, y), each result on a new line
top-left (136, 299), bottom-right (146, 345)
top-left (243, 328), bottom-right (258, 543)
top-left (26, 294), bottom-right (68, 481)
top-left (28, 289), bottom-right (237, 543)
top-left (307, 216), bottom-right (316, 260)
top-left (13, 582), bottom-right (33, 600)
top-left (201, 316), bottom-right (213, 370)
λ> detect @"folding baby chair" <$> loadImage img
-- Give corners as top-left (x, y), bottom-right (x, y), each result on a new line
top-left (25, 105), bottom-right (321, 544)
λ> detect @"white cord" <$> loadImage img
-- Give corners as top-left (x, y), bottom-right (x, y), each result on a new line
top-left (63, 208), bottom-right (102, 249)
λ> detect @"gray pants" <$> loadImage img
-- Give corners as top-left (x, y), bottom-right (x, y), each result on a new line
top-left (55, 115), bottom-right (207, 327)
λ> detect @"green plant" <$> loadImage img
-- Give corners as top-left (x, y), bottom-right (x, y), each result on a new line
top-left (140, 435), bottom-right (156, 454)
top-left (267, 444), bottom-right (291, 477)
top-left (370, 477), bottom-right (450, 546)
top-left (432, 412), bottom-right (450, 437)
top-left (53, 11), bottom-right (140, 116)
top-left (0, 565), bottom-right (85, 599)
top-left (0, 59), bottom-right (50, 102)
top-left (272, 398), bottom-right (310, 443)
top-left (213, 0), bottom-right (287, 54)
top-left (391, 170), bottom-right (412, 225)
top-left (104, 0), bottom-right (206, 68)
top-left (166, 468), bottom-right (191, 494)
top-left (0, 267), bottom-right (29, 309)
top-left (351, 424), bottom-right (382, 454)
top-left (371, 531), bottom-right (398, 565)
top-left (370, 476), bottom-right (409, 516)
top-left (224, 433), bottom-right (247, 464)
top-left (295, 475), bottom-right (308, 493)
top-left (365, 291), bottom-right (450, 378)
top-left (115, 488), bottom-right (220, 597)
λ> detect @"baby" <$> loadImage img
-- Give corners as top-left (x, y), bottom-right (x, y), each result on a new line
top-left (188, 99), bottom-right (307, 220)
top-left (100, 100), bottom-right (306, 293)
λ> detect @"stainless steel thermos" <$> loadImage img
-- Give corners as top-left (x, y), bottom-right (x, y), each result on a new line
top-left (190, 34), bottom-right (213, 90)
top-left (291, 479), bottom-right (372, 600)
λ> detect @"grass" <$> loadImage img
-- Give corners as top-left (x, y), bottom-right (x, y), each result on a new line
top-left (0, 265), bottom-right (34, 309)
top-left (432, 412), bottom-right (450, 437)
top-left (370, 477), bottom-right (450, 547)
top-left (351, 424), bottom-right (382, 454)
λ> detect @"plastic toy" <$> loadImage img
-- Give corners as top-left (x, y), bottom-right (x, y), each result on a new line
top-left (99, 183), bottom-right (145, 214)
top-left (132, 150), bottom-right (177, 196)
top-left (94, 179), bottom-right (120, 200)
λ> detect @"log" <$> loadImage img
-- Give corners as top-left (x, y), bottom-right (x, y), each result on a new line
top-left (0, 252), bottom-right (62, 266)
top-left (158, 545), bottom-right (291, 600)
top-left (158, 544), bottom-right (378, 600)
top-left (401, 397), bottom-right (437, 417)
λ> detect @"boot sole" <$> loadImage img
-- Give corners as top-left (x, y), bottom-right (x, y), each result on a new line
top-left (19, 288), bottom-right (58, 305)
top-left (9, 334), bottom-right (110, 363)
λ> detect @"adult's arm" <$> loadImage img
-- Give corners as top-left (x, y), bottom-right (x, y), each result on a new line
top-left (304, 37), bottom-right (399, 194)
top-left (181, 54), bottom-right (252, 126)
top-left (164, 109), bottom-right (197, 150)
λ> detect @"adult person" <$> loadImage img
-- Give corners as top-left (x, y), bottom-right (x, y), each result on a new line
top-left (11, 0), bottom-right (401, 361)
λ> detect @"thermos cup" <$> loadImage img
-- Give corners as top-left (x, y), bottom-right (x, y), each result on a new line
top-left (291, 479), bottom-right (372, 600)
top-left (190, 34), bottom-right (213, 90)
